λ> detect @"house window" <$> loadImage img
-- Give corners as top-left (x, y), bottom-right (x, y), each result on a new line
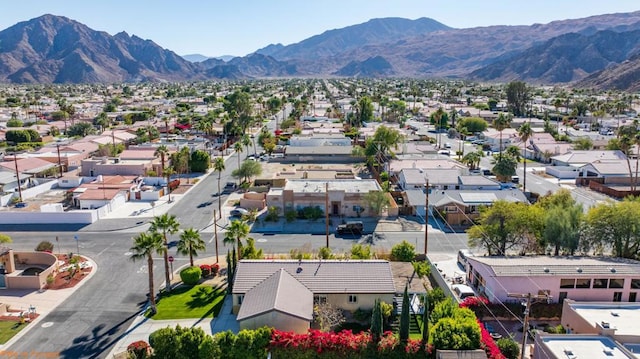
top-left (609, 279), bottom-right (624, 289)
top-left (613, 292), bottom-right (622, 302)
top-left (575, 279), bottom-right (591, 288)
top-left (630, 292), bottom-right (637, 302)
top-left (314, 295), bottom-right (327, 304)
top-left (560, 279), bottom-right (575, 289)
top-left (348, 295), bottom-right (357, 303)
top-left (238, 295), bottom-right (244, 305)
top-left (593, 279), bottom-right (608, 288)
top-left (469, 205), bottom-right (478, 214)
top-left (631, 279), bottom-right (640, 289)
top-left (445, 206), bottom-right (458, 213)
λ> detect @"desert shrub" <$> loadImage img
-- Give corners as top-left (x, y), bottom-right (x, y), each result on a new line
top-left (35, 241), bottom-right (54, 252)
top-left (264, 206), bottom-right (280, 222)
top-left (284, 210), bottom-right (297, 222)
top-left (180, 266), bottom-right (202, 285)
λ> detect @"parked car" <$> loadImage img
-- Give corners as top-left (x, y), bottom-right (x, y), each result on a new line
top-left (230, 208), bottom-right (249, 217)
top-left (222, 182), bottom-right (237, 194)
top-left (336, 221), bottom-right (364, 235)
top-left (444, 142), bottom-right (452, 149)
top-left (167, 240), bottom-right (178, 248)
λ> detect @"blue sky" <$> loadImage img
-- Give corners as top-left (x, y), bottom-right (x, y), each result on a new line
top-left (2, 0), bottom-right (639, 57)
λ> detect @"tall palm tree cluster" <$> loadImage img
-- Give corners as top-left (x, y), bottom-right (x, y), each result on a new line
top-left (129, 213), bottom-right (205, 314)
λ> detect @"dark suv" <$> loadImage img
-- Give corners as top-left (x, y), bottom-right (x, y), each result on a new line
top-left (222, 182), bottom-right (237, 194)
top-left (336, 221), bottom-right (364, 235)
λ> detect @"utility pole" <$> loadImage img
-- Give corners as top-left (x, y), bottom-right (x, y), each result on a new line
top-left (325, 182), bottom-right (330, 248)
top-left (213, 210), bottom-right (219, 263)
top-left (424, 180), bottom-right (429, 256)
top-left (56, 144), bottom-right (63, 178)
top-left (508, 291), bottom-right (552, 359)
top-left (13, 153), bottom-right (23, 203)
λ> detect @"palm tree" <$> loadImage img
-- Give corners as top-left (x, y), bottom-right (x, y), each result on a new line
top-left (518, 122), bottom-right (533, 193)
top-left (130, 231), bottom-right (164, 314)
top-left (242, 134), bottom-right (252, 155)
top-left (224, 219), bottom-right (250, 260)
top-left (234, 141), bottom-right (244, 169)
top-left (213, 156), bottom-right (225, 217)
top-left (494, 113), bottom-right (512, 159)
top-left (150, 214), bottom-right (180, 293)
top-left (155, 145), bottom-right (169, 177)
top-left (163, 166), bottom-right (176, 203)
top-left (178, 228), bottom-right (205, 267)
top-left (462, 150), bottom-right (484, 170)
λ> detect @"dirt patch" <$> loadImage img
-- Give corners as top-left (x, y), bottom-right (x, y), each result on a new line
top-left (46, 255), bottom-right (93, 290)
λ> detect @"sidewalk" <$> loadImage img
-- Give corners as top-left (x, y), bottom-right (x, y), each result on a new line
top-left (251, 216), bottom-right (427, 234)
top-left (0, 256), bottom-right (98, 350)
top-left (106, 256), bottom-right (239, 358)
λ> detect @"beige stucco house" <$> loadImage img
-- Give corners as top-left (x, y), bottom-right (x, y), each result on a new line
top-left (232, 260), bottom-right (397, 333)
top-left (266, 179), bottom-right (397, 217)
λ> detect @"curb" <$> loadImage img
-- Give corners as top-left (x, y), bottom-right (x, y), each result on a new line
top-left (0, 255), bottom-right (98, 350)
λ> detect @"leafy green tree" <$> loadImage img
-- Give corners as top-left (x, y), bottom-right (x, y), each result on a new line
top-left (224, 90), bottom-right (253, 134)
top-left (491, 153), bottom-right (518, 182)
top-left (224, 220), bottom-right (250, 260)
top-left (399, 286), bottom-right (410, 343)
top-left (6, 118), bottom-right (23, 127)
top-left (178, 228), bottom-right (206, 267)
top-left (66, 122), bottom-right (96, 137)
top-left (232, 160), bottom-right (262, 184)
top-left (506, 81), bottom-right (530, 116)
top-left (573, 137), bottom-right (593, 150)
top-left (241, 238), bottom-right (264, 259)
top-left (457, 117), bottom-right (488, 133)
top-left (171, 147), bottom-right (190, 178)
top-left (363, 190), bottom-right (390, 215)
top-left (583, 198), bottom-right (640, 259)
top-left (357, 96), bottom-right (375, 125)
top-left (150, 214), bottom-right (180, 293)
top-left (190, 150), bottom-right (210, 172)
top-left (391, 240), bottom-right (416, 262)
top-left (130, 231), bottom-right (164, 314)
top-left (543, 202), bottom-right (583, 256)
top-left (468, 201), bottom-right (544, 255)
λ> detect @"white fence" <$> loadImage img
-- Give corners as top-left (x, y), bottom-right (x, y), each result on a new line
top-left (0, 210), bottom-right (97, 224)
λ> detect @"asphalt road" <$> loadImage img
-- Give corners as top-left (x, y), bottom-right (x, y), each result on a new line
top-left (2, 110), bottom-right (295, 358)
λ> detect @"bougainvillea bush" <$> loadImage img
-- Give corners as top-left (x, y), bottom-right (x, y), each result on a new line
top-left (269, 329), bottom-right (431, 359)
top-left (126, 340), bottom-right (150, 359)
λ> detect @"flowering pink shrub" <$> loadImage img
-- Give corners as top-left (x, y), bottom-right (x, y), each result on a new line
top-left (459, 296), bottom-right (489, 309)
top-left (270, 329), bottom-right (430, 358)
top-left (127, 340), bottom-right (150, 359)
top-left (199, 264), bottom-right (211, 277)
top-left (211, 263), bottom-right (220, 276)
top-left (478, 319), bottom-right (505, 359)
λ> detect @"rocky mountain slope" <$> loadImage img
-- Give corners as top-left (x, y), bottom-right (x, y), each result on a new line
top-left (3, 12), bottom-right (640, 88)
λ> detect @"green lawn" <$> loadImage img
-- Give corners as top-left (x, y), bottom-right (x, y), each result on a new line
top-left (148, 284), bottom-right (226, 320)
top-left (0, 321), bottom-right (28, 344)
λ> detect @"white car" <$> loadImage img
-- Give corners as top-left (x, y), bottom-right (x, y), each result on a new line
top-left (230, 208), bottom-right (249, 217)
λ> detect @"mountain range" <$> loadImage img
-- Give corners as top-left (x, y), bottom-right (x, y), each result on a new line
top-left (2, 12), bottom-right (640, 90)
